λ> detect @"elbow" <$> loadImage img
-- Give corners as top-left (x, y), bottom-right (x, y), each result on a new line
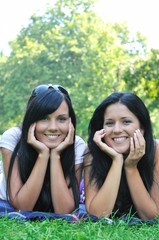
top-left (9, 200), bottom-right (34, 212)
top-left (86, 203), bottom-right (111, 218)
top-left (85, 203), bottom-right (96, 216)
top-left (137, 208), bottom-right (159, 220)
top-left (54, 203), bottom-right (76, 214)
top-left (55, 208), bottom-right (74, 214)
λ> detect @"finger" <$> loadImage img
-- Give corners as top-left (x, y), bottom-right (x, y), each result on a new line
top-left (28, 123), bottom-right (36, 142)
top-left (134, 129), bottom-right (145, 154)
top-left (136, 129), bottom-right (145, 147)
top-left (31, 123), bottom-right (36, 133)
top-left (129, 137), bottom-right (135, 155)
top-left (31, 123), bottom-right (36, 136)
top-left (133, 132), bottom-right (139, 152)
top-left (93, 131), bottom-right (102, 143)
top-left (94, 129), bottom-right (105, 139)
top-left (100, 129), bottom-right (106, 136)
top-left (133, 131), bottom-right (143, 155)
top-left (69, 122), bottom-right (74, 136)
top-left (65, 121), bottom-right (74, 144)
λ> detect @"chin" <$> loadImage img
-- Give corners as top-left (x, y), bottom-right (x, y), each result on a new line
top-left (45, 143), bottom-right (58, 149)
top-left (115, 148), bottom-right (129, 155)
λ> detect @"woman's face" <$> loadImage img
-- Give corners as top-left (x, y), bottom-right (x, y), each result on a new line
top-left (103, 103), bottom-right (143, 155)
top-left (35, 100), bottom-right (70, 149)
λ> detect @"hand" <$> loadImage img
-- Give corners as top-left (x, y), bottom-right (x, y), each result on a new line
top-left (125, 129), bottom-right (145, 168)
top-left (27, 123), bottom-right (50, 155)
top-left (93, 129), bottom-right (123, 162)
top-left (51, 119), bottom-right (74, 156)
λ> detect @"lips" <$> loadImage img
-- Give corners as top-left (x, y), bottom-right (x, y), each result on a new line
top-left (113, 137), bottom-right (128, 143)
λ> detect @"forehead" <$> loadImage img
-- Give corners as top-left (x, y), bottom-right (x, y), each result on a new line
top-left (104, 103), bottom-right (137, 119)
top-left (54, 100), bottom-right (69, 115)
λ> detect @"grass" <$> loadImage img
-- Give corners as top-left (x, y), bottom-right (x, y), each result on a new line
top-left (0, 217), bottom-right (158, 240)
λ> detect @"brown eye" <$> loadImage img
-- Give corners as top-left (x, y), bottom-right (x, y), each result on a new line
top-left (123, 120), bottom-right (132, 125)
top-left (104, 121), bottom-right (114, 126)
top-left (58, 116), bottom-right (68, 122)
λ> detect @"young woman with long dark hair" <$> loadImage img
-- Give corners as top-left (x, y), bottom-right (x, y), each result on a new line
top-left (84, 92), bottom-right (159, 220)
top-left (0, 84), bottom-right (85, 213)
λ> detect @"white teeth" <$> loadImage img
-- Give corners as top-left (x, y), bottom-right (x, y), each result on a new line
top-left (46, 135), bottom-right (59, 139)
top-left (113, 137), bottom-right (127, 142)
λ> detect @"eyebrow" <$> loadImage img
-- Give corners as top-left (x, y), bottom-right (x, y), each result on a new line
top-left (57, 114), bottom-right (69, 117)
top-left (104, 116), bottom-right (133, 120)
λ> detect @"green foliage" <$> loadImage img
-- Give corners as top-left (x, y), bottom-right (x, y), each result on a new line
top-left (123, 49), bottom-right (159, 137)
top-left (0, 0), bottom-right (159, 138)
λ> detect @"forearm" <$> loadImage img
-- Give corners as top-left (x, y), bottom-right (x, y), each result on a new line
top-left (125, 167), bottom-right (158, 219)
top-left (50, 154), bottom-right (75, 214)
top-left (10, 154), bottom-right (49, 211)
top-left (86, 160), bottom-right (123, 217)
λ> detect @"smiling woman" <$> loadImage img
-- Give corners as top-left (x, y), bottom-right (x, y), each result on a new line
top-left (84, 91), bottom-right (159, 220)
top-left (0, 84), bottom-right (86, 214)
top-left (34, 100), bottom-right (70, 150)
top-left (102, 102), bottom-right (143, 155)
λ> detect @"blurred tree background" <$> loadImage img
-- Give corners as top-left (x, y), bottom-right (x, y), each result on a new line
top-left (0, 0), bottom-right (159, 141)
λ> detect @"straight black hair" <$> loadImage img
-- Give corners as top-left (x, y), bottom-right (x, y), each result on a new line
top-left (7, 86), bottom-right (79, 211)
top-left (88, 92), bottom-right (155, 216)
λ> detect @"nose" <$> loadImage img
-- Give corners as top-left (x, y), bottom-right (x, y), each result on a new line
top-left (48, 120), bottom-right (58, 131)
top-left (113, 122), bottom-right (123, 133)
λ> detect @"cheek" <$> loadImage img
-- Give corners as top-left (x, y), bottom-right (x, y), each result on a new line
top-left (60, 123), bottom-right (69, 133)
top-left (34, 123), bottom-right (43, 138)
top-left (34, 128), bottom-right (40, 140)
top-left (65, 122), bottom-right (69, 130)
top-left (103, 134), bottom-right (111, 145)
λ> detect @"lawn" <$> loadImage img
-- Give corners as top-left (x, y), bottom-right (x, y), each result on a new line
top-left (0, 217), bottom-right (158, 240)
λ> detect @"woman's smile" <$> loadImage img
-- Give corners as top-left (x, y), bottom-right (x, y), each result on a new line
top-left (112, 136), bottom-right (129, 143)
top-left (35, 100), bottom-right (69, 149)
top-left (45, 134), bottom-right (61, 140)
top-left (103, 103), bottom-right (142, 154)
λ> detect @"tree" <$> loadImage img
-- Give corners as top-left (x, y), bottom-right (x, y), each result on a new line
top-left (123, 48), bottom-right (159, 137)
top-left (0, 0), bottom-right (156, 138)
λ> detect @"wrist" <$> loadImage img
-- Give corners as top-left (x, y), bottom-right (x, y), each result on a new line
top-left (38, 151), bottom-right (50, 162)
top-left (113, 155), bottom-right (124, 164)
top-left (112, 156), bottom-right (124, 168)
top-left (50, 150), bottom-right (61, 160)
top-left (124, 165), bottom-right (138, 173)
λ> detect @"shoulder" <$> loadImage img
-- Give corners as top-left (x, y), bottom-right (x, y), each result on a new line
top-left (154, 140), bottom-right (159, 171)
top-left (0, 126), bottom-right (21, 151)
top-left (1, 126), bottom-right (21, 141)
top-left (155, 139), bottom-right (159, 147)
top-left (155, 139), bottom-right (159, 157)
top-left (75, 135), bottom-right (86, 146)
top-left (74, 135), bottom-right (86, 165)
top-left (4, 126), bottom-right (21, 134)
